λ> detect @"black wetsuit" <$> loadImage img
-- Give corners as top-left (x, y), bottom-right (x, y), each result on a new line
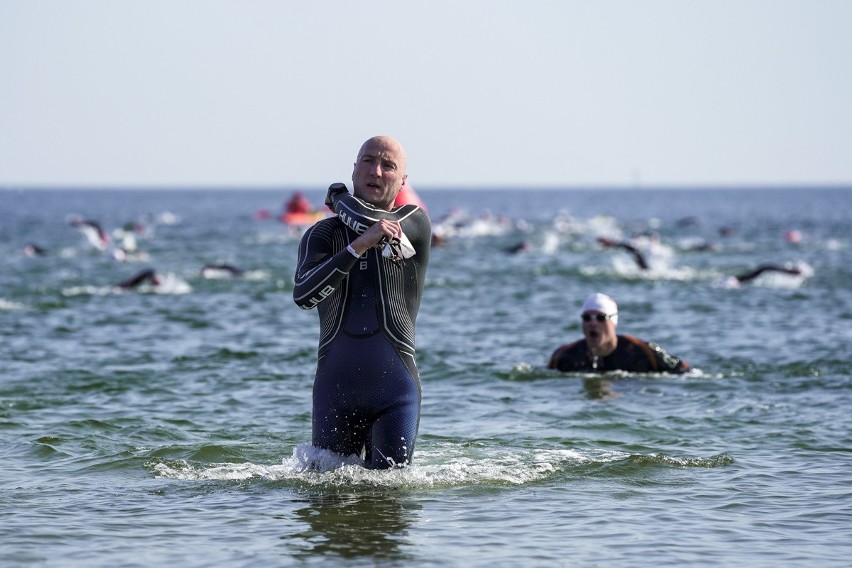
top-left (293, 193), bottom-right (430, 469)
top-left (118, 268), bottom-right (159, 290)
top-left (734, 264), bottom-right (800, 284)
top-left (548, 334), bottom-right (689, 374)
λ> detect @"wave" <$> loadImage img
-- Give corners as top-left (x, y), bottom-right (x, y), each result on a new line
top-left (0, 298), bottom-right (27, 310)
top-left (148, 442), bottom-right (732, 488)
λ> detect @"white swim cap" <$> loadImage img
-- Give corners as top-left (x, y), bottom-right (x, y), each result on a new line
top-left (582, 293), bottom-right (618, 325)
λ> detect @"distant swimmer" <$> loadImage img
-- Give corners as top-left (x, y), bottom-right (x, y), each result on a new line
top-left (117, 268), bottom-right (160, 290)
top-left (548, 293), bottom-right (689, 374)
top-left (431, 233), bottom-right (448, 247)
top-left (681, 240), bottom-right (718, 252)
top-left (504, 240), bottom-right (532, 254)
top-left (69, 217), bottom-right (110, 250)
top-left (596, 237), bottom-right (649, 270)
top-left (200, 263), bottom-right (243, 279)
top-left (675, 216), bottom-right (703, 228)
top-left (784, 230), bottom-right (803, 244)
top-left (109, 225), bottom-right (151, 262)
top-left (293, 135), bottom-right (431, 469)
top-left (727, 263), bottom-right (802, 287)
top-left (23, 243), bottom-right (47, 256)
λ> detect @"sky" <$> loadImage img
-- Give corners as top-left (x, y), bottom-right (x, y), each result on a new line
top-left (2, 0), bottom-right (851, 189)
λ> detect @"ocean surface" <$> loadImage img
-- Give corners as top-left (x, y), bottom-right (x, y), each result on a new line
top-left (1, 186), bottom-right (851, 567)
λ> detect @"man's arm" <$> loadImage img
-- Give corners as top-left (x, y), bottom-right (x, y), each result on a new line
top-left (292, 221), bottom-right (358, 310)
top-left (647, 342), bottom-right (690, 374)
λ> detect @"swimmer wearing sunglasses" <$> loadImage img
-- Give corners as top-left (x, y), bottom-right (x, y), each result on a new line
top-left (548, 293), bottom-right (689, 374)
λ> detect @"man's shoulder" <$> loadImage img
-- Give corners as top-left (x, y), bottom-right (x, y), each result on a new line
top-left (549, 339), bottom-right (586, 370)
top-left (296, 217), bottom-right (346, 250)
top-left (616, 334), bottom-right (687, 372)
top-left (303, 215), bottom-right (342, 233)
top-left (617, 334), bottom-right (656, 358)
top-left (551, 339), bottom-right (585, 359)
top-left (399, 205), bottom-right (431, 230)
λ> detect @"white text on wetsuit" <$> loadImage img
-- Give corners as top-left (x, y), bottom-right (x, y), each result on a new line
top-left (338, 210), bottom-right (369, 235)
top-left (305, 284), bottom-right (336, 308)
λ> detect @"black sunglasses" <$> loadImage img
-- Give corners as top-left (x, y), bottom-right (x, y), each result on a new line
top-left (581, 313), bottom-right (613, 322)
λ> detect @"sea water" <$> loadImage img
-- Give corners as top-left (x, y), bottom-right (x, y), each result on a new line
top-left (1, 186), bottom-right (851, 566)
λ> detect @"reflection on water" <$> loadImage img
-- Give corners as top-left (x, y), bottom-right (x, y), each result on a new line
top-left (290, 489), bottom-right (420, 561)
top-left (583, 377), bottom-right (619, 400)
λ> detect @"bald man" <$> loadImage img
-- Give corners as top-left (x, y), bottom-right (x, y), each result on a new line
top-left (293, 136), bottom-right (432, 469)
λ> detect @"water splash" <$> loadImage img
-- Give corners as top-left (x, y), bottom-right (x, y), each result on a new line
top-left (149, 443), bottom-right (731, 488)
top-left (61, 272), bottom-right (192, 296)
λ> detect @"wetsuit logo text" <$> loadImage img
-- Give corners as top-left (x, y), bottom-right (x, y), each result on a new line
top-left (307, 285), bottom-right (336, 307)
top-left (338, 210), bottom-right (369, 235)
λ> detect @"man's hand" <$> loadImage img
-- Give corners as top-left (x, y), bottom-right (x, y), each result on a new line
top-left (349, 220), bottom-right (402, 256)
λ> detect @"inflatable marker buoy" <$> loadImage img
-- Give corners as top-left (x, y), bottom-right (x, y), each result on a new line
top-left (394, 182), bottom-right (427, 210)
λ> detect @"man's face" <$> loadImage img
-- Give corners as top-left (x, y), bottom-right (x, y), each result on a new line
top-left (582, 311), bottom-right (617, 354)
top-left (352, 138), bottom-right (407, 210)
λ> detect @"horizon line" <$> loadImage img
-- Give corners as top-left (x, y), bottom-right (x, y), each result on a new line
top-left (2, 182), bottom-right (851, 192)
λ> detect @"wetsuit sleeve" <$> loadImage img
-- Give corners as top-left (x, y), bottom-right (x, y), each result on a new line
top-left (404, 208), bottom-right (431, 319)
top-left (293, 220), bottom-right (359, 310)
top-left (405, 208), bottom-right (431, 269)
top-left (646, 341), bottom-right (690, 374)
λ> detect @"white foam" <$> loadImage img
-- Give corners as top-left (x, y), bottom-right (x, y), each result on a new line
top-left (150, 443), bottom-right (629, 488)
top-left (0, 298), bottom-right (26, 311)
top-left (151, 273), bottom-right (193, 295)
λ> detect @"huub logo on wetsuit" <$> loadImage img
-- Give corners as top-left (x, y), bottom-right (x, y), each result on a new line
top-left (327, 183), bottom-right (418, 261)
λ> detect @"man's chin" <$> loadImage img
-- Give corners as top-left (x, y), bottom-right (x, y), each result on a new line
top-left (355, 187), bottom-right (383, 203)
top-left (359, 194), bottom-right (395, 210)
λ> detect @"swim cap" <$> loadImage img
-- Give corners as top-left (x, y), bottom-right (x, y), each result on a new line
top-left (582, 293), bottom-right (618, 325)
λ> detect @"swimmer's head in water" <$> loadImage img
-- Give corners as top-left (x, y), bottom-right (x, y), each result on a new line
top-left (581, 292), bottom-right (619, 357)
top-left (582, 293), bottom-right (618, 326)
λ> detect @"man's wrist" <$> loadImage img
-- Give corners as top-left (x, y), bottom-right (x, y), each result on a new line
top-left (346, 244), bottom-right (360, 258)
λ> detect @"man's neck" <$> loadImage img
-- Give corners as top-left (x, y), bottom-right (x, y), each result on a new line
top-left (588, 338), bottom-right (617, 358)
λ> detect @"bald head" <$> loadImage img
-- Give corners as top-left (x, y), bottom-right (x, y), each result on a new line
top-left (351, 135), bottom-right (409, 210)
top-left (356, 136), bottom-right (408, 172)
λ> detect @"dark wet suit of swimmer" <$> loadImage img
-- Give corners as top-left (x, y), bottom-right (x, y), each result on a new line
top-left (200, 263), bottom-right (243, 278)
top-left (597, 237), bottom-right (650, 270)
top-left (293, 185), bottom-right (431, 469)
top-left (734, 264), bottom-right (801, 284)
top-left (548, 335), bottom-right (689, 374)
top-left (118, 268), bottom-right (160, 290)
